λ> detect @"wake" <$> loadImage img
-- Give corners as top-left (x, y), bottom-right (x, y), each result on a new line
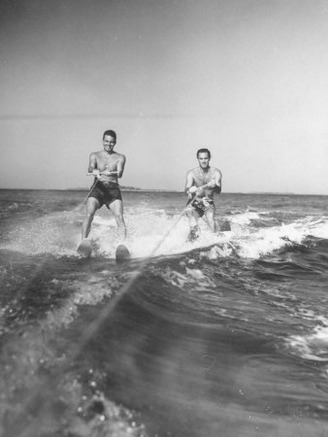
top-left (1, 207), bottom-right (327, 260)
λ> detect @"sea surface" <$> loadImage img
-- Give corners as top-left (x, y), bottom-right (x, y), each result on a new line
top-left (0, 189), bottom-right (327, 437)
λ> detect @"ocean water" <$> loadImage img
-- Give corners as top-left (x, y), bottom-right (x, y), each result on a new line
top-left (0, 189), bottom-right (327, 437)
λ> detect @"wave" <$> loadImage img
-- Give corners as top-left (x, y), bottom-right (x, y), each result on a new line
top-left (1, 206), bottom-right (327, 261)
top-left (287, 323), bottom-right (328, 364)
top-left (1, 202), bottom-right (328, 436)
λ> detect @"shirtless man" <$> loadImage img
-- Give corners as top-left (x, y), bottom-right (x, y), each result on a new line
top-left (81, 130), bottom-right (126, 242)
top-left (185, 148), bottom-right (222, 241)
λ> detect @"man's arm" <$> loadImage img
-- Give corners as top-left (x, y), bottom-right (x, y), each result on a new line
top-left (186, 169), bottom-right (222, 198)
top-left (116, 155), bottom-right (126, 178)
top-left (185, 170), bottom-right (195, 199)
top-left (88, 153), bottom-right (98, 173)
top-left (213, 169), bottom-right (222, 194)
top-left (186, 170), bottom-right (213, 198)
top-left (203, 169), bottom-right (222, 192)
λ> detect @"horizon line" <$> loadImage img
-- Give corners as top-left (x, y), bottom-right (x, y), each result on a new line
top-left (0, 187), bottom-right (327, 196)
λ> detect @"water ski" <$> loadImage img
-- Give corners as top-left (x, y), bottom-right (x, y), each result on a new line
top-left (115, 244), bottom-right (131, 262)
top-left (77, 238), bottom-right (92, 257)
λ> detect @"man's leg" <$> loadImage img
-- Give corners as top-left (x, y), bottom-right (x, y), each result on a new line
top-left (81, 197), bottom-right (99, 240)
top-left (109, 199), bottom-right (127, 239)
top-left (204, 208), bottom-right (216, 233)
top-left (186, 208), bottom-right (200, 241)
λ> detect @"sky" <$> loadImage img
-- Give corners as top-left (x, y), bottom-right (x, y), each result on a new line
top-left (1, 0), bottom-right (328, 194)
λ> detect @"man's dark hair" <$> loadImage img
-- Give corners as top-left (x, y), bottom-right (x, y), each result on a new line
top-left (196, 148), bottom-right (211, 159)
top-left (103, 130), bottom-right (117, 141)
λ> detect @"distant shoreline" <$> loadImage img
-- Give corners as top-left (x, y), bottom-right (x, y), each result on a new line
top-left (0, 188), bottom-right (327, 196)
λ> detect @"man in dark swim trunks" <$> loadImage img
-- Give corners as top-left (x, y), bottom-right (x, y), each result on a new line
top-left (185, 148), bottom-right (222, 241)
top-left (88, 181), bottom-right (122, 208)
top-left (81, 130), bottom-right (127, 243)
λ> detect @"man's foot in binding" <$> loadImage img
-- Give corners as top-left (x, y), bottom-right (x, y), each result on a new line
top-left (187, 226), bottom-right (199, 242)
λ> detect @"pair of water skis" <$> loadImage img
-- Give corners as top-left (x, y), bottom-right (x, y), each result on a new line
top-left (77, 239), bottom-right (131, 262)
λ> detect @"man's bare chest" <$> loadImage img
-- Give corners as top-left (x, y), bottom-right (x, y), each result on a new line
top-left (193, 168), bottom-right (214, 185)
top-left (96, 153), bottom-right (119, 170)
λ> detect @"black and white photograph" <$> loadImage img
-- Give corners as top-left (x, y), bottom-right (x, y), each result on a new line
top-left (1, 0), bottom-right (327, 436)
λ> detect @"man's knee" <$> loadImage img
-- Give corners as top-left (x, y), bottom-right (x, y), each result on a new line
top-left (205, 213), bottom-right (216, 232)
top-left (186, 208), bottom-right (198, 220)
top-left (208, 218), bottom-right (216, 232)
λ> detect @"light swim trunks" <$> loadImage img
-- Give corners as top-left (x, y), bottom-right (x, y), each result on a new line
top-left (191, 197), bottom-right (214, 217)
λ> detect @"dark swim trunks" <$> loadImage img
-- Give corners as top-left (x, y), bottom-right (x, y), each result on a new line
top-left (191, 197), bottom-right (214, 217)
top-left (88, 181), bottom-right (122, 208)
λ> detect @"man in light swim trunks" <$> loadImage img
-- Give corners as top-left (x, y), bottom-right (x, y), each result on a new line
top-left (81, 130), bottom-right (126, 242)
top-left (185, 148), bottom-right (222, 241)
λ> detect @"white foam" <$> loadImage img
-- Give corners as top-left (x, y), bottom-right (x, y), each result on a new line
top-left (228, 211), bottom-right (262, 225)
top-left (2, 207), bottom-right (327, 261)
top-left (2, 211), bottom-right (80, 257)
top-left (300, 216), bottom-right (328, 239)
top-left (287, 323), bottom-right (328, 362)
top-left (233, 216), bottom-right (328, 259)
top-left (157, 264), bottom-right (217, 291)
